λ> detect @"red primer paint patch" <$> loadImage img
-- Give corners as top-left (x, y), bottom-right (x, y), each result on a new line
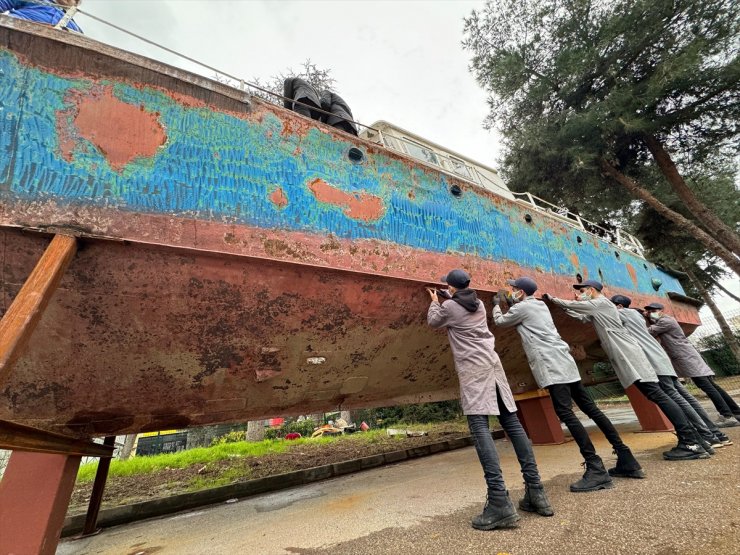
top-left (67, 86), bottom-right (166, 171)
top-left (626, 263), bottom-right (638, 287)
top-left (270, 187), bottom-right (289, 208)
top-left (308, 178), bottom-right (384, 222)
top-left (569, 253), bottom-right (579, 269)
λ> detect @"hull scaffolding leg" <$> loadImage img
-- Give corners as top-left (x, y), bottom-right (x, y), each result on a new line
top-left (625, 384), bottom-right (674, 432)
top-left (515, 391), bottom-right (567, 445)
top-left (0, 451), bottom-right (82, 555)
top-left (0, 234), bottom-right (78, 383)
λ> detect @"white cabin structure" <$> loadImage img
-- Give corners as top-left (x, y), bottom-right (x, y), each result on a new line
top-left (360, 120), bottom-right (646, 257)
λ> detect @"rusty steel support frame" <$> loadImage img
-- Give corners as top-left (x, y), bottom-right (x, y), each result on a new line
top-left (0, 422), bottom-right (114, 553)
top-left (514, 390), bottom-right (567, 445)
top-left (0, 233), bottom-right (77, 384)
top-left (0, 234), bottom-right (91, 554)
top-left (79, 436), bottom-right (117, 537)
top-left (625, 384), bottom-right (674, 432)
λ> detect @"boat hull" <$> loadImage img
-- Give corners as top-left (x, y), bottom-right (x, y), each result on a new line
top-left (0, 19), bottom-right (700, 437)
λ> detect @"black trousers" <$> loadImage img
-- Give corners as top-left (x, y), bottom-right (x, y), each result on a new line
top-left (633, 380), bottom-right (696, 442)
top-left (658, 376), bottom-right (715, 442)
top-left (692, 376), bottom-right (740, 419)
top-left (548, 381), bottom-right (626, 464)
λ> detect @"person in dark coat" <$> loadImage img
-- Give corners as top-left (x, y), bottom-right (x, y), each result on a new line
top-left (544, 280), bottom-right (709, 461)
top-left (493, 277), bottom-right (643, 492)
top-left (282, 77), bottom-right (322, 120)
top-left (319, 90), bottom-right (358, 135)
top-left (427, 269), bottom-right (553, 531)
top-left (612, 295), bottom-right (731, 448)
top-left (645, 302), bottom-right (740, 428)
top-left (0, 0), bottom-right (82, 32)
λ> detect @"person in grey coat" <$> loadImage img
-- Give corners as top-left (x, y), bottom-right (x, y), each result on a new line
top-left (645, 302), bottom-right (740, 428)
top-left (611, 295), bottom-right (731, 448)
top-left (543, 280), bottom-right (709, 461)
top-left (492, 277), bottom-right (643, 492)
top-left (427, 269), bottom-right (553, 530)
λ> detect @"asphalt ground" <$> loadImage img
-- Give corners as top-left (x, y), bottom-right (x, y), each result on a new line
top-left (57, 409), bottom-right (740, 555)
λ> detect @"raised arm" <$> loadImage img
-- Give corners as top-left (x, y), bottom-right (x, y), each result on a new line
top-left (546, 296), bottom-right (593, 323)
top-left (492, 302), bottom-right (525, 328)
top-left (427, 301), bottom-right (452, 329)
top-left (648, 317), bottom-right (674, 337)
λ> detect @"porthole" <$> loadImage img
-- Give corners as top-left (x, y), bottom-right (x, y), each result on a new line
top-left (524, 213), bottom-right (533, 223)
top-left (576, 273), bottom-right (583, 283)
top-left (347, 147), bottom-right (365, 163)
top-left (576, 236), bottom-right (583, 244)
top-left (614, 251), bottom-right (620, 259)
top-left (449, 184), bottom-right (462, 197)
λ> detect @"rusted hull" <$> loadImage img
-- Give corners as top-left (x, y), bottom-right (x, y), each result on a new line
top-left (0, 19), bottom-right (700, 437)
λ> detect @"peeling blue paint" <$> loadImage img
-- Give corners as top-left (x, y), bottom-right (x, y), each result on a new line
top-left (0, 50), bottom-right (683, 296)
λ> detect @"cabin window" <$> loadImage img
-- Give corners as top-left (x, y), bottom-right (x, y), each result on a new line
top-left (449, 157), bottom-right (472, 178)
top-left (402, 138), bottom-right (439, 166)
top-left (383, 135), bottom-right (402, 152)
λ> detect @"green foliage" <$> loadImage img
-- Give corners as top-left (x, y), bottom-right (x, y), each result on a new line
top-left (210, 430), bottom-right (246, 446)
top-left (698, 332), bottom-right (740, 376)
top-left (263, 419), bottom-right (319, 440)
top-left (463, 0), bottom-right (739, 232)
top-left (353, 400), bottom-right (462, 427)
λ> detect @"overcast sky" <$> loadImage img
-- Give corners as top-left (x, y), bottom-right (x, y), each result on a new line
top-left (75, 0), bottom-right (501, 166)
top-left (72, 0), bottom-right (738, 323)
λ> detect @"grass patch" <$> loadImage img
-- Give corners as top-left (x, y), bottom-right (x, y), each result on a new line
top-left (77, 439), bottom-right (289, 483)
top-left (76, 424), bottom-right (466, 483)
top-left (187, 467), bottom-right (248, 491)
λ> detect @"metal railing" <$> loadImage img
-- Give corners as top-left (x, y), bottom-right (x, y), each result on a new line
top-left (374, 131), bottom-right (645, 258)
top-left (511, 192), bottom-right (645, 257)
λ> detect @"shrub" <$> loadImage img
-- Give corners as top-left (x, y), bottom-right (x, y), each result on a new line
top-left (210, 430), bottom-right (246, 446)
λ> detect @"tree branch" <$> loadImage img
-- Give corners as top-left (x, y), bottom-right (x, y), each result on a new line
top-left (643, 133), bottom-right (740, 256)
top-left (598, 159), bottom-right (740, 276)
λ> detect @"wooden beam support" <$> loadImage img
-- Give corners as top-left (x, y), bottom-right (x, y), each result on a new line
top-left (0, 234), bottom-right (77, 384)
top-left (0, 420), bottom-right (114, 458)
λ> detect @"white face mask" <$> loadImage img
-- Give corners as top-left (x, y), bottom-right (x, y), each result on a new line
top-left (649, 312), bottom-right (661, 321)
top-left (512, 290), bottom-right (523, 302)
top-left (578, 289), bottom-right (592, 301)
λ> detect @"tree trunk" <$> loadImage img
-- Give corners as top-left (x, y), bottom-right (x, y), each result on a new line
top-left (643, 134), bottom-right (740, 256)
top-left (685, 269), bottom-right (740, 364)
top-left (119, 434), bottom-right (136, 460)
top-left (599, 160), bottom-right (740, 276)
top-left (246, 420), bottom-right (265, 442)
top-left (339, 410), bottom-right (353, 425)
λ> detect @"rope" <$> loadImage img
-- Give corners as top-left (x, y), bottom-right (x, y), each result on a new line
top-left (19, 0), bottom-right (376, 131)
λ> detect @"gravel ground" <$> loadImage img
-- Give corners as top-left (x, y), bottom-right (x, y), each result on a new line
top-left (291, 428), bottom-right (740, 555)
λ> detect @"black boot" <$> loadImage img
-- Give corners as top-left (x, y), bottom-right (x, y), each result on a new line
top-left (518, 482), bottom-right (554, 516)
top-left (608, 448), bottom-right (645, 479)
top-left (471, 490), bottom-right (520, 530)
top-left (570, 459), bottom-right (614, 492)
top-left (662, 432), bottom-right (710, 460)
top-left (698, 437), bottom-right (715, 455)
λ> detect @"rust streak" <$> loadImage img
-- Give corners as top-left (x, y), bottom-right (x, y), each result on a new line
top-left (569, 253), bottom-right (579, 270)
top-left (69, 86), bottom-right (167, 171)
top-left (308, 178), bottom-right (384, 222)
top-left (269, 187), bottom-right (288, 209)
top-left (626, 263), bottom-right (638, 287)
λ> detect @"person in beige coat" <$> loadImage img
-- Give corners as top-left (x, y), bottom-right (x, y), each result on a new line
top-left (427, 269), bottom-right (553, 531)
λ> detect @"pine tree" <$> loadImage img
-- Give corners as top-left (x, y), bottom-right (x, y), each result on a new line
top-left (463, 0), bottom-right (740, 274)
